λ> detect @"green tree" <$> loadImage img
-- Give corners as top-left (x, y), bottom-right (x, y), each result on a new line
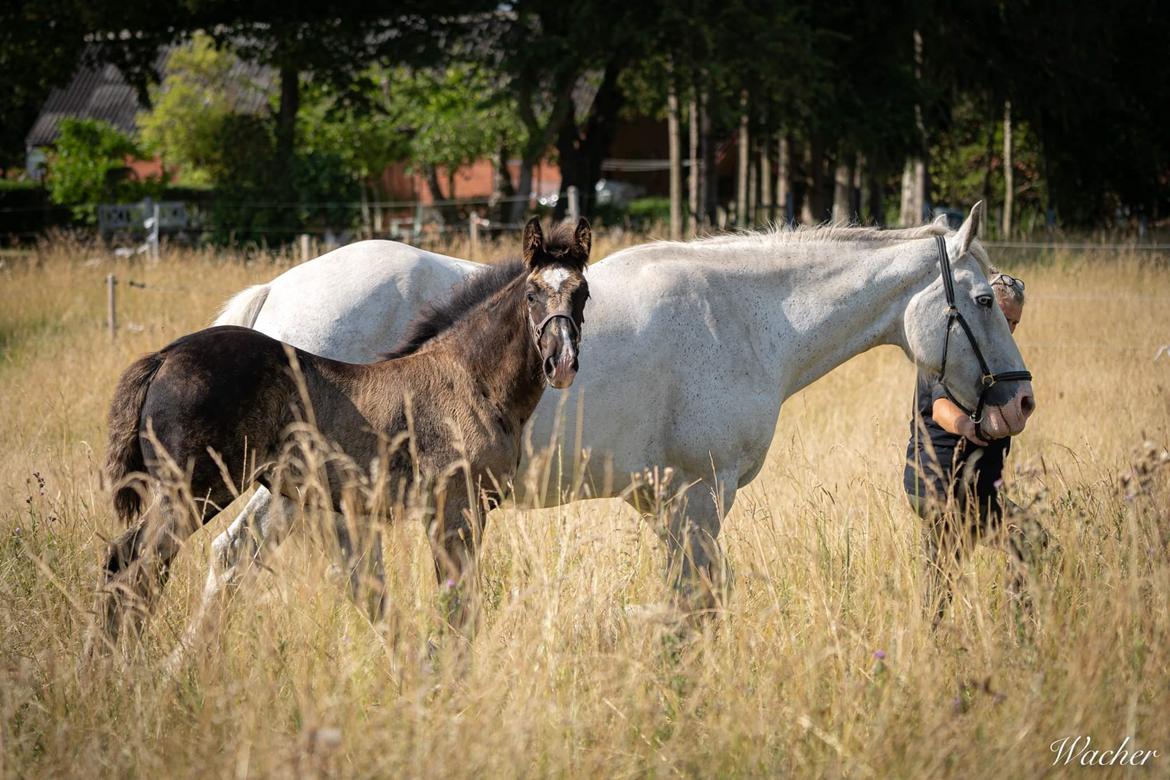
top-left (138, 33), bottom-right (271, 186)
top-left (45, 119), bottom-right (159, 221)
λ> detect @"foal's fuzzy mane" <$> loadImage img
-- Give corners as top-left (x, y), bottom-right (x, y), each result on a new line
top-left (382, 261), bottom-right (526, 360)
top-left (384, 223), bottom-right (585, 360)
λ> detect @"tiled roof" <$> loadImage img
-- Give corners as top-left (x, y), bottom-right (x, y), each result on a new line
top-left (26, 59), bottom-right (142, 147)
top-left (25, 45), bottom-right (276, 149)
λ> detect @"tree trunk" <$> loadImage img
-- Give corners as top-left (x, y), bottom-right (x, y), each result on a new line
top-left (491, 145), bottom-right (515, 224)
top-left (360, 180), bottom-right (372, 238)
top-left (512, 162), bottom-right (535, 223)
top-left (777, 135), bottom-right (790, 224)
top-left (832, 157), bottom-right (852, 222)
top-left (553, 61), bottom-right (624, 220)
top-left (748, 153), bottom-right (758, 226)
top-left (275, 61), bottom-right (299, 192)
top-left (511, 73), bottom-right (576, 224)
top-left (1002, 99), bottom-right (1013, 239)
top-left (700, 82), bottom-right (716, 226)
top-left (900, 158), bottom-right (926, 225)
top-left (736, 90), bottom-right (749, 226)
top-left (760, 134), bottom-right (772, 223)
top-left (804, 137), bottom-right (831, 224)
top-left (900, 29), bottom-right (929, 226)
top-left (688, 94), bottom-right (700, 235)
top-left (868, 176), bottom-right (884, 226)
top-left (852, 154), bottom-right (864, 220)
top-left (426, 165), bottom-right (446, 202)
top-left (667, 69), bottom-right (683, 240)
top-left (983, 105), bottom-right (995, 235)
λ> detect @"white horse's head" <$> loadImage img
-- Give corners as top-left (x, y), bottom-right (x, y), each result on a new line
top-left (904, 202), bottom-right (1035, 438)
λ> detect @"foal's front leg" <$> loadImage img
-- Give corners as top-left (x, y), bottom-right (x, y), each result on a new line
top-left (332, 512), bottom-right (387, 623)
top-left (426, 495), bottom-right (484, 637)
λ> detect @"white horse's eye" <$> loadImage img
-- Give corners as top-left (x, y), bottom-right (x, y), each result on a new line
top-left (976, 294), bottom-right (994, 308)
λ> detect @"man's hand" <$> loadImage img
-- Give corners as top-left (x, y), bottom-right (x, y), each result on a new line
top-left (933, 397), bottom-right (989, 446)
top-left (954, 414), bottom-right (989, 446)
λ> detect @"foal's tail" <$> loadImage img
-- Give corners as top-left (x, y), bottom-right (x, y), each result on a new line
top-left (106, 352), bottom-right (165, 522)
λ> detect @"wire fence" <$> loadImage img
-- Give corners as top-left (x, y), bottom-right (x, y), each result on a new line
top-left (4, 190), bottom-right (1170, 251)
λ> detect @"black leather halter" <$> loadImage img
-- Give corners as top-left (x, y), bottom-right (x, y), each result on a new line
top-left (531, 311), bottom-right (579, 345)
top-left (934, 235), bottom-right (1032, 425)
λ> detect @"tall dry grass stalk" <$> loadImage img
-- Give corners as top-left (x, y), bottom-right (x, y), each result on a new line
top-left (1, 235), bottom-right (1168, 777)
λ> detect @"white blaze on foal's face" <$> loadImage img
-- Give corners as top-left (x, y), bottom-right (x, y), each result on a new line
top-left (540, 267), bottom-right (573, 292)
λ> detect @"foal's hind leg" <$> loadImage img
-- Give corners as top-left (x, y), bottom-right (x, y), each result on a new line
top-left (165, 488), bottom-right (296, 673)
top-left (94, 494), bottom-right (199, 646)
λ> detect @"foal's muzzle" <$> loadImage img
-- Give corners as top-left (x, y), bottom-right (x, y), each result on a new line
top-left (534, 313), bottom-right (580, 389)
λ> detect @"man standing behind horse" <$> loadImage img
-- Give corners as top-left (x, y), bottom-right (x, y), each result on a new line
top-left (905, 271), bottom-right (1042, 623)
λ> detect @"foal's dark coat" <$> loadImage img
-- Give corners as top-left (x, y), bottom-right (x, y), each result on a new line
top-left (99, 219), bottom-right (591, 639)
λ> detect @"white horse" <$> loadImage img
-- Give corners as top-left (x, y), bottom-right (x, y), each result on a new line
top-left (193, 202), bottom-right (1032, 633)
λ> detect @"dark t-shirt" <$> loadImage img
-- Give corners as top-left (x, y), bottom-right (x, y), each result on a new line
top-left (903, 373), bottom-right (1010, 505)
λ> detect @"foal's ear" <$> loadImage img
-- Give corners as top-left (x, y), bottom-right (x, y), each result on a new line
top-left (522, 218), bottom-right (545, 267)
top-left (573, 217), bottom-right (592, 261)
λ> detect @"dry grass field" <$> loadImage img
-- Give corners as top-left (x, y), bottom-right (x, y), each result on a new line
top-left (2, 233), bottom-right (1168, 778)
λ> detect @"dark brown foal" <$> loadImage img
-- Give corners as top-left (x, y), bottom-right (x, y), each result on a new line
top-left (95, 218), bottom-right (591, 647)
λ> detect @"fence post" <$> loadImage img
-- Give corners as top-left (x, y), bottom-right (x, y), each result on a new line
top-left (567, 186), bottom-right (580, 222)
top-left (469, 213), bottom-right (481, 259)
top-left (106, 274), bottom-right (117, 336)
top-left (299, 234), bottom-right (311, 263)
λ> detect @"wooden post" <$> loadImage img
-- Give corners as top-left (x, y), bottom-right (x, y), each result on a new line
top-left (299, 234), bottom-right (311, 263)
top-left (106, 274), bottom-right (117, 336)
top-left (566, 186), bottom-right (580, 222)
top-left (469, 213), bottom-right (481, 259)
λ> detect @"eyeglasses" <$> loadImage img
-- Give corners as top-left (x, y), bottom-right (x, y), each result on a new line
top-left (990, 273), bottom-right (1025, 292)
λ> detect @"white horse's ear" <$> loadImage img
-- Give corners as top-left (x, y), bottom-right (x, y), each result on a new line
top-left (951, 201), bottom-right (985, 256)
top-left (932, 213), bottom-right (949, 228)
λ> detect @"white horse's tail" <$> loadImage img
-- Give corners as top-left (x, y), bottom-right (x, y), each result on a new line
top-left (213, 284), bottom-right (270, 327)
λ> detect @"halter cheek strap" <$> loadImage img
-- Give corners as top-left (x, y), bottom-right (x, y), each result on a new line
top-left (934, 235), bottom-right (1032, 427)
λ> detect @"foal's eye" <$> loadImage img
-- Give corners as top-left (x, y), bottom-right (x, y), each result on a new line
top-left (976, 294), bottom-right (993, 308)
top-left (526, 292), bottom-right (536, 304)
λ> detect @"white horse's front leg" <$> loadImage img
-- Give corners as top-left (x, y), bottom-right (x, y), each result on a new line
top-left (165, 488), bottom-right (295, 675)
top-left (626, 470), bottom-right (736, 617)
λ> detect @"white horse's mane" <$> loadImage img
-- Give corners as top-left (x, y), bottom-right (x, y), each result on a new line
top-left (638, 220), bottom-right (991, 270)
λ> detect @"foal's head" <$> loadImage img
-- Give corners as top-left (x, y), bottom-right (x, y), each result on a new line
top-left (521, 217), bottom-right (591, 389)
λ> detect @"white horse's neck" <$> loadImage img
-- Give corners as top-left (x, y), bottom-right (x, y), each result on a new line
top-left (698, 231), bottom-right (939, 397)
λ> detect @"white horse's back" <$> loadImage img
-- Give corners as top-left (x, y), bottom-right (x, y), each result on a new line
top-left (217, 240), bottom-right (480, 362)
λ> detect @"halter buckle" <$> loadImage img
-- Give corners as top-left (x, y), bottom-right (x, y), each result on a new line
top-left (981, 374), bottom-right (996, 387)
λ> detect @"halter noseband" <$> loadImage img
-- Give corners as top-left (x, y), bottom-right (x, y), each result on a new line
top-left (933, 234), bottom-right (1032, 427)
top-left (531, 311), bottom-right (579, 346)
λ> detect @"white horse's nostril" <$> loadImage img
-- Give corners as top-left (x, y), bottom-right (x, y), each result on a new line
top-left (1021, 394), bottom-right (1035, 416)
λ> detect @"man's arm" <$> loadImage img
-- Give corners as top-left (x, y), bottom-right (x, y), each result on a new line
top-left (932, 397), bottom-right (988, 446)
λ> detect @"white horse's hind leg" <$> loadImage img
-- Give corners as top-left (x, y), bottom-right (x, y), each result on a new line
top-left (165, 488), bottom-right (295, 674)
